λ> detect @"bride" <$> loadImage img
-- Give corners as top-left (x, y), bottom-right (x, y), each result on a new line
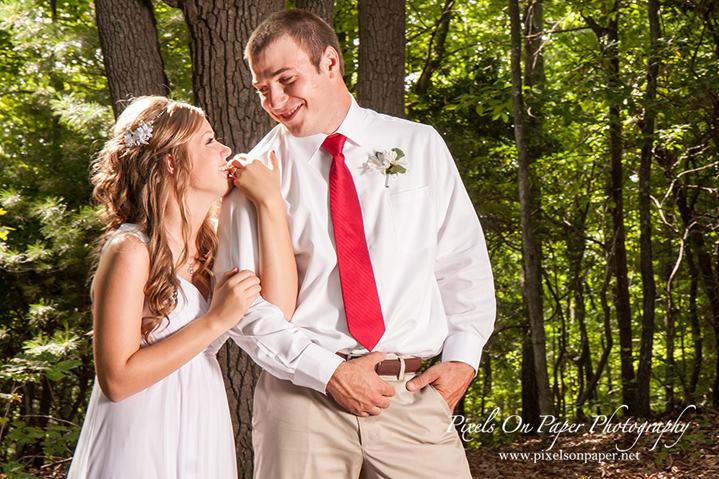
top-left (67, 96), bottom-right (295, 478)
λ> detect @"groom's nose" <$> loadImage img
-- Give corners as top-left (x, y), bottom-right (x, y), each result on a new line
top-left (266, 84), bottom-right (288, 110)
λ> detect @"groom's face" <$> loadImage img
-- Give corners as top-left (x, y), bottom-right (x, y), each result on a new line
top-left (250, 35), bottom-right (336, 137)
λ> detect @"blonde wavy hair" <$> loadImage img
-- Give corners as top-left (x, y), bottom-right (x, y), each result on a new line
top-left (91, 96), bottom-right (218, 340)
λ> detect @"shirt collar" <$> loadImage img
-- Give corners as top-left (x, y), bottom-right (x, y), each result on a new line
top-left (335, 96), bottom-right (367, 148)
top-left (282, 94), bottom-right (365, 163)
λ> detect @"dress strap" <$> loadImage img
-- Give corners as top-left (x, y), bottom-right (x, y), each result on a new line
top-left (101, 223), bottom-right (149, 255)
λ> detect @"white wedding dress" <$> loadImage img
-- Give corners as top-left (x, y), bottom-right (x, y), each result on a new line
top-left (67, 224), bottom-right (237, 479)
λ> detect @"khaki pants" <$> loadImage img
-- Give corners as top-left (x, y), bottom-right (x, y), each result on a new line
top-left (252, 370), bottom-right (472, 479)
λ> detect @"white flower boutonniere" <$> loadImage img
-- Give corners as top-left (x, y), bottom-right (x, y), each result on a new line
top-left (367, 148), bottom-right (408, 187)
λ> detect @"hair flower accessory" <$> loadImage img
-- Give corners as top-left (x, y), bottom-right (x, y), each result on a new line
top-left (123, 109), bottom-right (166, 149)
top-left (123, 121), bottom-right (153, 148)
top-left (367, 148), bottom-right (408, 188)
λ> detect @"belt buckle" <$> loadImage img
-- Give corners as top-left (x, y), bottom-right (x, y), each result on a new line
top-left (396, 356), bottom-right (407, 381)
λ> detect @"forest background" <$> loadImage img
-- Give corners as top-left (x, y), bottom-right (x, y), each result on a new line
top-left (0, 0), bottom-right (718, 478)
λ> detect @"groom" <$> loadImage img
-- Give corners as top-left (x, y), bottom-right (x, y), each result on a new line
top-left (217, 8), bottom-right (495, 478)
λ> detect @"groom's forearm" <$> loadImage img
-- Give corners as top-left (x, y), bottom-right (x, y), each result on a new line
top-left (226, 297), bottom-right (343, 394)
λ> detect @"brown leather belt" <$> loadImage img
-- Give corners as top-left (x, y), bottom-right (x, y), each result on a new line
top-left (336, 353), bottom-right (422, 377)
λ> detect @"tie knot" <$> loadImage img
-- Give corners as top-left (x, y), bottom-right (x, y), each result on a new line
top-left (321, 133), bottom-right (347, 158)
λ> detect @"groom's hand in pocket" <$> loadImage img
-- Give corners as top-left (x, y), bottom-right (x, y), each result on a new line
top-left (326, 352), bottom-right (395, 417)
top-left (405, 361), bottom-right (475, 412)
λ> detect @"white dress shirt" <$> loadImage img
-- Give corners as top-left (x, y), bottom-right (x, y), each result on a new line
top-left (217, 97), bottom-right (496, 394)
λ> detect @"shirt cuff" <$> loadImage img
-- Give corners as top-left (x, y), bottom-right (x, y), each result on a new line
top-left (441, 332), bottom-right (487, 373)
top-left (293, 343), bottom-right (344, 394)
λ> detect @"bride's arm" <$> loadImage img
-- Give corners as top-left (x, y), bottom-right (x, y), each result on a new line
top-left (92, 234), bottom-right (260, 402)
top-left (230, 151), bottom-right (297, 320)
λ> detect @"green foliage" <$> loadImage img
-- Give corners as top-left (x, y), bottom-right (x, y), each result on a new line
top-left (0, 0), bottom-right (104, 473)
top-left (154, 2), bottom-right (193, 102)
top-left (402, 0), bottom-right (718, 450)
top-left (0, 331), bottom-right (83, 384)
top-left (334, 0), bottom-right (359, 89)
top-left (1, 460), bottom-right (40, 479)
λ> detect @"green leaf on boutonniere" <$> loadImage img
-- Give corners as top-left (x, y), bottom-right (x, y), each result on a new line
top-left (391, 148), bottom-right (405, 159)
top-left (387, 164), bottom-right (407, 175)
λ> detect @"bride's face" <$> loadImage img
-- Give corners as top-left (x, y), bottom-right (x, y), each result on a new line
top-left (185, 118), bottom-right (233, 200)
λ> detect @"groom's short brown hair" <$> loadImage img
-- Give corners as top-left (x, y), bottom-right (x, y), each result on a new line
top-left (245, 8), bottom-right (345, 75)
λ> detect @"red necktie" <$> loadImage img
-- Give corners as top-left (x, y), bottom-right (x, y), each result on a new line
top-left (322, 133), bottom-right (385, 351)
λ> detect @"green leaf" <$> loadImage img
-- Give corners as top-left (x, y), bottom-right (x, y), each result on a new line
top-left (387, 165), bottom-right (407, 175)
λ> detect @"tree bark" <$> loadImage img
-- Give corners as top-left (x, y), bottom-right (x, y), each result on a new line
top-left (508, 0), bottom-right (552, 417)
top-left (576, 257), bottom-right (614, 407)
top-left (686, 247), bottom-right (703, 398)
top-left (95, 0), bottom-right (169, 118)
top-left (167, 0), bottom-right (284, 153)
top-left (523, 0), bottom-right (550, 416)
top-left (674, 186), bottom-right (719, 406)
top-left (607, 11), bottom-right (637, 416)
top-left (665, 276), bottom-right (677, 412)
top-left (480, 349), bottom-right (492, 415)
top-left (523, 0), bottom-right (544, 159)
top-left (165, 2), bottom-right (284, 476)
top-left (295, 0), bottom-right (335, 25)
top-left (357, 0), bottom-right (405, 117)
top-left (566, 196), bottom-right (592, 406)
top-left (585, 3), bottom-right (638, 415)
top-left (521, 321), bottom-right (540, 430)
top-left (413, 0), bottom-right (454, 97)
top-left (216, 341), bottom-right (262, 476)
top-left (636, 0), bottom-right (660, 418)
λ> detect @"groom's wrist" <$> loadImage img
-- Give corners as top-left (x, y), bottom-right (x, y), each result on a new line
top-left (292, 343), bottom-right (344, 394)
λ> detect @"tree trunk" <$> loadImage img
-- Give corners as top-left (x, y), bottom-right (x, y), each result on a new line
top-left (566, 197), bottom-right (592, 407)
top-left (576, 287), bottom-right (594, 399)
top-left (523, 0), bottom-right (550, 416)
top-left (167, 0), bottom-right (284, 153)
top-left (674, 186), bottom-right (719, 406)
top-left (636, 0), bottom-right (660, 418)
top-left (521, 322), bottom-right (540, 430)
top-left (523, 0), bottom-right (544, 158)
top-left (665, 279), bottom-right (676, 412)
top-left (295, 0), bottom-right (335, 25)
top-left (686, 247), bottom-right (703, 397)
top-left (413, 0), bottom-right (454, 97)
top-left (166, 2), bottom-right (284, 476)
top-left (480, 350), bottom-right (492, 415)
top-left (600, 4), bottom-right (638, 415)
top-left (508, 0), bottom-right (552, 417)
top-left (95, 0), bottom-right (169, 117)
top-left (576, 257), bottom-right (614, 407)
top-left (549, 284), bottom-right (567, 415)
top-left (608, 15), bottom-right (637, 416)
top-left (356, 0), bottom-right (405, 117)
top-left (216, 341), bottom-right (262, 476)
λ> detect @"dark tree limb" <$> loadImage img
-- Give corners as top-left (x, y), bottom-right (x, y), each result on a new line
top-left (96, 0), bottom-right (169, 117)
top-left (356, 0), bottom-right (406, 117)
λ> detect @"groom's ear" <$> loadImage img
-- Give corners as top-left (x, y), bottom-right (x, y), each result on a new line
top-left (322, 46), bottom-right (342, 79)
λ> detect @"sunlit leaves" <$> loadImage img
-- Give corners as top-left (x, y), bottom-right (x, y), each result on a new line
top-left (0, 331), bottom-right (82, 384)
top-left (0, 0), bottom-right (101, 471)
